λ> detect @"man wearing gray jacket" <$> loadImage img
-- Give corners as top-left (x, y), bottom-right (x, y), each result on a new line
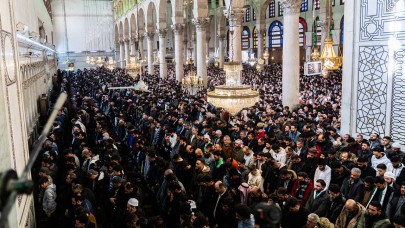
top-left (39, 176), bottom-right (57, 225)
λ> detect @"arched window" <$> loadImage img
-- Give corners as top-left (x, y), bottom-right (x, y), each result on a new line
top-left (269, 21), bottom-right (283, 47)
top-left (341, 0), bottom-right (345, 4)
top-left (301, 0), bottom-right (308, 12)
top-left (242, 26), bottom-right (251, 50)
top-left (268, 0), bottom-right (275, 18)
top-left (245, 6), bottom-right (251, 22)
top-left (253, 8), bottom-right (256, 21)
top-left (313, 17), bottom-right (322, 46)
top-left (253, 27), bottom-right (257, 49)
top-left (278, 2), bottom-right (284, 16)
top-left (314, 0), bottom-right (320, 10)
top-left (299, 18), bottom-right (307, 47)
top-left (253, 27), bottom-right (266, 49)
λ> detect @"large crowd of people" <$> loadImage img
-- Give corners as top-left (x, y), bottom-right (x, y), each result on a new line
top-left (33, 63), bottom-right (405, 228)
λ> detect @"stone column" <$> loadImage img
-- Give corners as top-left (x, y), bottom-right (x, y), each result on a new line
top-left (257, 28), bottom-right (266, 59)
top-left (130, 35), bottom-right (137, 55)
top-left (124, 37), bottom-right (130, 67)
top-left (218, 34), bottom-right (226, 68)
top-left (192, 17), bottom-right (209, 88)
top-left (226, 8), bottom-right (245, 62)
top-left (183, 40), bottom-right (188, 63)
top-left (192, 32), bottom-right (197, 66)
top-left (119, 39), bottom-right (125, 68)
top-left (157, 28), bottom-right (168, 79)
top-left (172, 23), bottom-right (185, 82)
top-left (145, 31), bottom-right (155, 75)
top-left (206, 35), bottom-right (211, 58)
top-left (138, 34), bottom-right (144, 58)
top-left (280, 0), bottom-right (302, 108)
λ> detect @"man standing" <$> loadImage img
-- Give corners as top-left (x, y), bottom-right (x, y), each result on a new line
top-left (341, 168), bottom-right (364, 202)
top-left (314, 158), bottom-right (332, 189)
top-left (366, 176), bottom-right (394, 211)
top-left (335, 199), bottom-right (366, 228)
top-left (212, 181), bottom-right (230, 227)
top-left (39, 177), bottom-right (57, 225)
top-left (357, 201), bottom-right (390, 228)
top-left (305, 179), bottom-right (329, 217)
top-left (386, 182), bottom-right (405, 221)
top-left (326, 184), bottom-right (346, 224)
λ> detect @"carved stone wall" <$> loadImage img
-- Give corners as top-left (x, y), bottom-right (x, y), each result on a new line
top-left (342, 0), bottom-right (405, 146)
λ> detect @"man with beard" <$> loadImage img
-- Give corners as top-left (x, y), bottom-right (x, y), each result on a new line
top-left (317, 134), bottom-right (333, 154)
top-left (357, 157), bottom-right (377, 180)
top-left (281, 197), bottom-right (309, 228)
top-left (303, 148), bottom-right (319, 179)
top-left (371, 146), bottom-right (392, 171)
top-left (369, 132), bottom-right (382, 151)
top-left (386, 182), bottom-right (405, 221)
top-left (366, 176), bottom-right (394, 211)
top-left (390, 156), bottom-right (404, 180)
top-left (305, 179), bottom-right (329, 217)
top-left (202, 144), bottom-right (215, 171)
top-left (314, 158), bottom-right (332, 189)
top-left (326, 184), bottom-right (346, 223)
top-left (291, 172), bottom-right (314, 206)
top-left (341, 168), bottom-right (364, 202)
top-left (357, 201), bottom-right (390, 227)
top-left (358, 141), bottom-right (373, 164)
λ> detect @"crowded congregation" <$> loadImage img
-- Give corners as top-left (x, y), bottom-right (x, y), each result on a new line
top-left (32, 63), bottom-right (405, 228)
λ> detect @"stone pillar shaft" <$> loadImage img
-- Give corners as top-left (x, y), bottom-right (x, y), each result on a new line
top-left (172, 23), bottom-right (185, 82)
top-left (119, 40), bottom-right (125, 68)
top-left (157, 29), bottom-right (168, 79)
top-left (193, 17), bottom-right (209, 88)
top-left (257, 29), bottom-right (265, 59)
top-left (145, 32), bottom-right (154, 74)
top-left (226, 8), bottom-right (244, 62)
top-left (281, 0), bottom-right (302, 108)
top-left (124, 39), bottom-right (130, 67)
top-left (218, 35), bottom-right (226, 68)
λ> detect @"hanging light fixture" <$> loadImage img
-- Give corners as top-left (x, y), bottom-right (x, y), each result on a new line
top-left (106, 57), bottom-right (116, 71)
top-left (126, 56), bottom-right (140, 78)
top-left (320, 0), bottom-right (342, 70)
top-left (96, 56), bottom-right (105, 67)
top-left (182, 69), bottom-right (203, 95)
top-left (207, 8), bottom-right (259, 116)
top-left (263, 47), bottom-right (270, 60)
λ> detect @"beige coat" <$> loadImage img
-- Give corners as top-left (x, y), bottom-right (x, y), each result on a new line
top-left (335, 202), bottom-right (366, 228)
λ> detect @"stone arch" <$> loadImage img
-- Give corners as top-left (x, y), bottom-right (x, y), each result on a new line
top-left (130, 13), bottom-right (136, 37)
top-left (137, 7), bottom-right (145, 32)
top-left (124, 17), bottom-right (130, 38)
top-left (156, 0), bottom-right (168, 26)
top-left (119, 21), bottom-right (124, 39)
top-left (115, 24), bottom-right (120, 49)
top-left (146, 1), bottom-right (157, 31)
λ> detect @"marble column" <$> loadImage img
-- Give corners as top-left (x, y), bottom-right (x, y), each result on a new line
top-left (280, 0), bottom-right (302, 108)
top-left (119, 39), bottom-right (125, 68)
top-left (183, 40), bottom-right (188, 63)
top-left (172, 23), bottom-right (185, 82)
top-left (218, 34), bottom-right (226, 68)
top-left (257, 28), bottom-right (266, 59)
top-left (206, 35), bottom-right (211, 58)
top-left (124, 37), bottom-right (130, 67)
top-left (192, 33), bottom-right (197, 66)
top-left (145, 31), bottom-right (155, 75)
top-left (138, 34), bottom-right (144, 58)
top-left (130, 35), bottom-right (137, 56)
top-left (226, 8), bottom-right (245, 62)
top-left (157, 28), bottom-right (168, 79)
top-left (192, 17), bottom-right (209, 88)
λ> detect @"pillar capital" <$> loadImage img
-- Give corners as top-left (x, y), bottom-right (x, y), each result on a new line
top-left (144, 31), bottom-right (155, 40)
top-left (171, 23), bottom-right (185, 35)
top-left (224, 8), bottom-right (245, 25)
top-left (156, 28), bottom-right (168, 38)
top-left (217, 33), bottom-right (226, 40)
top-left (278, 0), bottom-right (303, 15)
top-left (192, 17), bottom-right (210, 31)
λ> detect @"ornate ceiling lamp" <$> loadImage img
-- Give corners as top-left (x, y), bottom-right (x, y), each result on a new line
top-left (320, 0), bottom-right (342, 71)
top-left (126, 56), bottom-right (140, 78)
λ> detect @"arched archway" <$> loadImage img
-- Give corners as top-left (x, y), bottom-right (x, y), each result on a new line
top-left (299, 17), bottom-right (307, 47)
top-left (268, 20), bottom-right (283, 47)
